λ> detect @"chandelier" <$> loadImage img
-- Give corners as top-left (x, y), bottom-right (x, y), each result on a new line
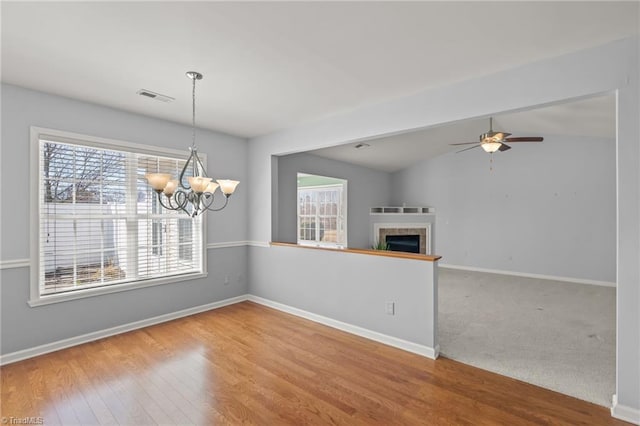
top-left (145, 71), bottom-right (239, 217)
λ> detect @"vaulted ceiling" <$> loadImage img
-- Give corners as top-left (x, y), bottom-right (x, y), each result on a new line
top-left (2, 2), bottom-right (637, 139)
top-left (308, 94), bottom-right (616, 172)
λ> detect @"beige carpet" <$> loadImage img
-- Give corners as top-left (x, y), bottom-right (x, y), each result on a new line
top-left (437, 268), bottom-right (616, 407)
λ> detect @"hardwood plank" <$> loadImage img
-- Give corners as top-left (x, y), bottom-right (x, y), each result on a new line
top-left (1, 301), bottom-right (628, 425)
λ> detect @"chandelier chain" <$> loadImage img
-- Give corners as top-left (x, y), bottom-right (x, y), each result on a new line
top-left (145, 71), bottom-right (239, 217)
top-left (192, 75), bottom-right (196, 149)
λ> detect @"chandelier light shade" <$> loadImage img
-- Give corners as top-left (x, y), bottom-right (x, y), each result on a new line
top-left (145, 71), bottom-right (239, 217)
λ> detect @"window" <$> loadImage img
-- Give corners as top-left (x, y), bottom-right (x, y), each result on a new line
top-left (297, 173), bottom-right (347, 247)
top-left (30, 127), bottom-right (206, 305)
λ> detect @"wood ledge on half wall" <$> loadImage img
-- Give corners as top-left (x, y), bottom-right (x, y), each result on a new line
top-left (270, 242), bottom-right (442, 262)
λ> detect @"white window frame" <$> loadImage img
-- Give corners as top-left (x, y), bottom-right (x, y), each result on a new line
top-left (29, 127), bottom-right (208, 307)
top-left (297, 181), bottom-right (347, 249)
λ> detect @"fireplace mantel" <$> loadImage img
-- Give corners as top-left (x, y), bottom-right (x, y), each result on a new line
top-left (370, 206), bottom-right (435, 214)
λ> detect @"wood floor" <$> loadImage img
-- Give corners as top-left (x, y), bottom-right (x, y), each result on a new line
top-left (1, 301), bottom-right (628, 425)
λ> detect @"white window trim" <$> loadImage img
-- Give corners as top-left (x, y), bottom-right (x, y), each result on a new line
top-left (296, 182), bottom-right (348, 249)
top-left (298, 240), bottom-right (347, 249)
top-left (29, 126), bottom-right (208, 307)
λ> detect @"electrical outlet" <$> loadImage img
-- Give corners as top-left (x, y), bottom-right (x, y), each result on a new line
top-left (386, 301), bottom-right (395, 315)
top-left (224, 274), bottom-right (230, 285)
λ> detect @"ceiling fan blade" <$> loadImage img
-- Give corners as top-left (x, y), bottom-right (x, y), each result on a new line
top-left (449, 142), bottom-right (480, 146)
top-left (498, 143), bottom-right (511, 152)
top-left (455, 144), bottom-right (481, 154)
top-left (504, 137), bottom-right (544, 142)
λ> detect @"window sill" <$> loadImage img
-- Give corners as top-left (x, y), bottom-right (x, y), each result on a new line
top-left (28, 272), bottom-right (207, 307)
top-left (298, 241), bottom-right (346, 249)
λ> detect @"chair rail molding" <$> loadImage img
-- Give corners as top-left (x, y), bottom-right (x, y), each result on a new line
top-left (0, 242), bottom-right (261, 270)
top-left (0, 258), bottom-right (31, 270)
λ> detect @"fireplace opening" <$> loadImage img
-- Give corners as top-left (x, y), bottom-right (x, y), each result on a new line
top-left (385, 235), bottom-right (420, 254)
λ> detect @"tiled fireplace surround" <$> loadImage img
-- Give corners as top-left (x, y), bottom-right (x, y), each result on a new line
top-left (370, 206), bottom-right (435, 255)
top-left (378, 227), bottom-right (428, 255)
top-left (375, 223), bottom-right (432, 255)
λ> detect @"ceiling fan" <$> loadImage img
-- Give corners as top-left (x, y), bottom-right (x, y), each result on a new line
top-left (450, 117), bottom-right (543, 153)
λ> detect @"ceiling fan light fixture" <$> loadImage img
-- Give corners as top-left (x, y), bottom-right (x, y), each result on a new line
top-left (480, 132), bottom-right (493, 142)
top-left (450, 117), bottom-right (543, 155)
top-left (481, 141), bottom-right (502, 153)
top-left (480, 131), bottom-right (510, 143)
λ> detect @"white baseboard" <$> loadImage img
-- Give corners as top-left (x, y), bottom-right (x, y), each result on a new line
top-left (0, 294), bottom-right (249, 366)
top-left (248, 295), bottom-right (439, 360)
top-left (1, 285), bottom-right (631, 423)
top-left (439, 263), bottom-right (616, 287)
top-left (612, 394), bottom-right (640, 424)
top-left (1, 292), bottom-right (437, 365)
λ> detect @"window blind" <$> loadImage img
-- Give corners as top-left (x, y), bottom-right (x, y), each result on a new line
top-left (38, 137), bottom-right (203, 296)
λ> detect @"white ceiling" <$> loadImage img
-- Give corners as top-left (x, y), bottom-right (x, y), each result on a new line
top-left (308, 94), bottom-right (616, 172)
top-left (1, 2), bottom-right (637, 139)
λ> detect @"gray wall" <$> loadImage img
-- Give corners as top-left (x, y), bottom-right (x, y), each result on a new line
top-left (0, 84), bottom-right (249, 355)
top-left (249, 244), bottom-right (437, 350)
top-left (248, 38), bottom-right (639, 411)
top-left (1, 247), bottom-right (247, 354)
top-left (390, 134), bottom-right (616, 283)
top-left (275, 152), bottom-right (392, 249)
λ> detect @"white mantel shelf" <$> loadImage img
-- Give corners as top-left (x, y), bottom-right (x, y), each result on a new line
top-left (370, 206), bottom-right (435, 215)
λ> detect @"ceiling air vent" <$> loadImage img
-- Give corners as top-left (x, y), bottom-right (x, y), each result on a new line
top-left (136, 89), bottom-right (174, 103)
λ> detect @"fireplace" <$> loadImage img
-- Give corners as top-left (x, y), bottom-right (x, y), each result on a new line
top-left (370, 206), bottom-right (434, 255)
top-left (374, 223), bottom-right (431, 255)
top-left (386, 234), bottom-right (420, 254)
